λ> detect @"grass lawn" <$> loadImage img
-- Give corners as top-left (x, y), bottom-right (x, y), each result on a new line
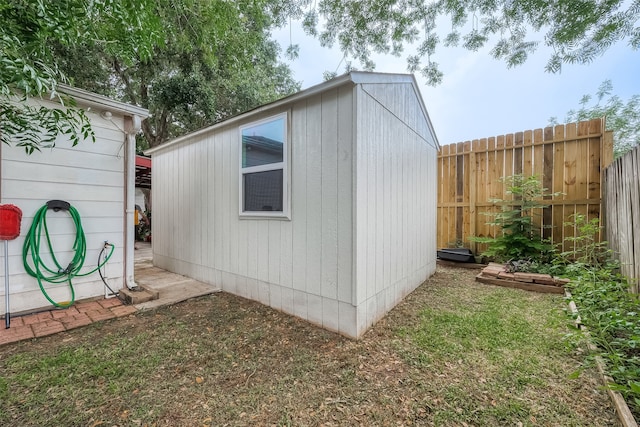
top-left (0, 266), bottom-right (616, 426)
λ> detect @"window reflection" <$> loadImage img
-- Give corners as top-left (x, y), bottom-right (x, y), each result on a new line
top-left (242, 118), bottom-right (284, 168)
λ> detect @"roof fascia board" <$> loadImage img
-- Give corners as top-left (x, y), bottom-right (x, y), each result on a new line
top-left (350, 71), bottom-right (414, 85)
top-left (146, 71), bottom-right (441, 154)
top-left (408, 76), bottom-right (441, 150)
top-left (58, 84), bottom-right (150, 118)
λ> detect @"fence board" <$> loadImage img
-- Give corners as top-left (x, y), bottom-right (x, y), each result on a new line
top-left (438, 118), bottom-right (612, 255)
top-left (505, 133), bottom-right (514, 180)
top-left (605, 145), bottom-right (640, 291)
top-left (523, 130), bottom-right (533, 177)
top-left (496, 135), bottom-right (506, 201)
top-left (542, 126), bottom-right (555, 241)
top-left (475, 138), bottom-right (488, 253)
top-left (575, 121), bottom-right (591, 242)
top-left (514, 132), bottom-right (523, 175)
top-left (553, 124), bottom-right (566, 246)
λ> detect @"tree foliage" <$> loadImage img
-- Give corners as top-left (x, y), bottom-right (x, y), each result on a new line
top-left (0, 0), bottom-right (163, 153)
top-left (54, 0), bottom-right (300, 148)
top-left (287, 0), bottom-right (640, 85)
top-left (4, 0), bottom-right (638, 152)
top-left (1, 0), bottom-right (298, 152)
top-left (550, 80), bottom-right (640, 157)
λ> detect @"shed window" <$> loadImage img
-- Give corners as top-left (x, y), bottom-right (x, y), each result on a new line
top-left (239, 113), bottom-right (288, 217)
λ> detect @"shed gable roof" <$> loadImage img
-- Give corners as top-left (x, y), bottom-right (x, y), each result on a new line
top-left (146, 72), bottom-right (439, 154)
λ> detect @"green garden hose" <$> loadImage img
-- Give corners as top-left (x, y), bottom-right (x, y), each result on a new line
top-left (22, 201), bottom-right (115, 308)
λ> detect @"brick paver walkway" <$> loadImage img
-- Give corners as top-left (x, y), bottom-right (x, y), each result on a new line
top-left (0, 298), bottom-right (137, 346)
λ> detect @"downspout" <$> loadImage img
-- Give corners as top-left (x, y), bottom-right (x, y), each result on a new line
top-left (124, 115), bottom-right (142, 289)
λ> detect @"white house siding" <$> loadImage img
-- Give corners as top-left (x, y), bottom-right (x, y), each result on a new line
top-left (152, 85), bottom-right (357, 336)
top-left (0, 99), bottom-right (126, 314)
top-left (353, 82), bottom-right (438, 336)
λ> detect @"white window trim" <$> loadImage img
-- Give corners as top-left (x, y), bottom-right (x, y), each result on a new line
top-left (238, 112), bottom-right (290, 219)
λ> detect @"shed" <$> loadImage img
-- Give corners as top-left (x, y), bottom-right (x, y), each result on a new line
top-left (0, 86), bottom-right (148, 315)
top-left (146, 72), bottom-right (440, 338)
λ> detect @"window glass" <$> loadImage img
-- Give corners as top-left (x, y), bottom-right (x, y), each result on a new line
top-left (242, 118), bottom-right (284, 168)
top-left (239, 113), bottom-right (288, 217)
top-left (243, 170), bottom-right (283, 212)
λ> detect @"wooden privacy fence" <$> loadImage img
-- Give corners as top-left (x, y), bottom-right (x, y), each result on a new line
top-left (437, 118), bottom-right (614, 255)
top-left (604, 145), bottom-right (640, 292)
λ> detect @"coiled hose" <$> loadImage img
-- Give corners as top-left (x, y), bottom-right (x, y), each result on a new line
top-left (22, 202), bottom-right (115, 308)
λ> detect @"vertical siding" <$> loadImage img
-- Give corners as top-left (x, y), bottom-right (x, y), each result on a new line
top-left (152, 86), bottom-right (355, 334)
top-left (291, 99), bottom-right (308, 295)
top-left (321, 90), bottom-right (339, 300)
top-left (305, 96), bottom-right (322, 297)
top-left (1, 101), bottom-right (126, 314)
top-left (151, 78), bottom-right (437, 339)
top-left (337, 87), bottom-right (354, 304)
top-left (354, 83), bottom-right (438, 336)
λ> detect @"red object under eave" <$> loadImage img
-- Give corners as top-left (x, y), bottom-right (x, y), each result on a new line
top-left (136, 155), bottom-right (151, 168)
top-left (135, 155), bottom-right (152, 189)
top-left (0, 204), bottom-right (22, 240)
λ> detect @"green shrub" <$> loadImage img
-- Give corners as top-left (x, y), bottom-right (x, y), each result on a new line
top-left (561, 213), bottom-right (612, 269)
top-left (562, 215), bottom-right (640, 416)
top-left (472, 175), bottom-right (558, 262)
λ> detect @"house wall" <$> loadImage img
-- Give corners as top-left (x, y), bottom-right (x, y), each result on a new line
top-left (152, 85), bottom-right (358, 336)
top-left (0, 99), bottom-right (126, 314)
top-left (353, 82), bottom-right (438, 336)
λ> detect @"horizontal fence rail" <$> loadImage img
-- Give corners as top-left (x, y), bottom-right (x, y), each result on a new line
top-left (438, 118), bottom-right (614, 255)
top-left (604, 145), bottom-right (640, 292)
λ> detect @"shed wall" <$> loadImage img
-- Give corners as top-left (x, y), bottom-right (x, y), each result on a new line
top-left (152, 85), bottom-right (357, 336)
top-left (353, 83), bottom-right (438, 335)
top-left (0, 101), bottom-right (126, 314)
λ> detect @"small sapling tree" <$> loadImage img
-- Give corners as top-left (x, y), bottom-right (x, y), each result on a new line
top-left (472, 175), bottom-right (560, 262)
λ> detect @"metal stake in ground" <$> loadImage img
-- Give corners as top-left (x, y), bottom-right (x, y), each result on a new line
top-left (4, 240), bottom-right (8, 329)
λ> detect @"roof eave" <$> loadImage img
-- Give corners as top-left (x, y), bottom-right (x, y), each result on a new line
top-left (146, 71), bottom-right (441, 154)
top-left (58, 84), bottom-right (150, 118)
top-left (146, 73), bottom-right (356, 155)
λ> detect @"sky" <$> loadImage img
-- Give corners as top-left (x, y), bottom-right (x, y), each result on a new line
top-left (272, 22), bottom-right (640, 146)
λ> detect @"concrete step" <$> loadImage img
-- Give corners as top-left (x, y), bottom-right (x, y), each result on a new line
top-left (119, 285), bottom-right (159, 305)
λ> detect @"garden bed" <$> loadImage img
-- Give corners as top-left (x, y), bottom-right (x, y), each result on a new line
top-left (476, 263), bottom-right (569, 294)
top-left (567, 292), bottom-right (638, 427)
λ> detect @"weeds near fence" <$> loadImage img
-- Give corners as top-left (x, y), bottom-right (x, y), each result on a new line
top-left (567, 269), bottom-right (640, 415)
top-left (563, 216), bottom-right (640, 417)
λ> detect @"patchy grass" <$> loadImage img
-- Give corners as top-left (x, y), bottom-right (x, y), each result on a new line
top-left (0, 266), bottom-right (616, 426)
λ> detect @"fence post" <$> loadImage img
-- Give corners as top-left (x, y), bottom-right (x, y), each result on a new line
top-left (601, 125), bottom-right (614, 243)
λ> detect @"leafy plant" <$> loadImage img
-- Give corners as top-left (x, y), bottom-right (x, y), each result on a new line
top-left (549, 80), bottom-right (640, 157)
top-left (1, 0), bottom-right (163, 153)
top-left (562, 214), bottom-right (640, 417)
top-left (561, 214), bottom-right (613, 269)
top-left (472, 175), bottom-right (559, 262)
top-left (504, 257), bottom-right (566, 277)
top-left (566, 269), bottom-right (640, 416)
top-left (296, 0), bottom-right (640, 85)
top-left (0, 95), bottom-right (94, 154)
top-left (55, 0), bottom-right (301, 149)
